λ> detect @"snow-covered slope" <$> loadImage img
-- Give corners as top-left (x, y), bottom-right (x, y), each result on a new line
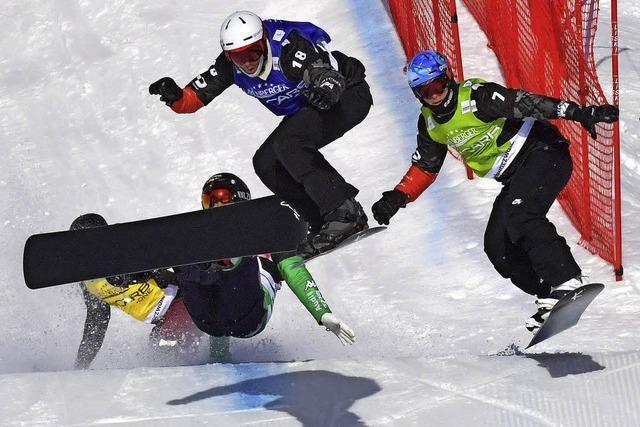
top-left (4, 353), bottom-right (640, 426)
top-left (1, 0), bottom-right (638, 424)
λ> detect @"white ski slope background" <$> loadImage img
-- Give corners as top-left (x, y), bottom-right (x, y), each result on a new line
top-left (1, 0), bottom-right (639, 425)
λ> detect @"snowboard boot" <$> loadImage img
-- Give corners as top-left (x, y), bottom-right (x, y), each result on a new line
top-left (297, 227), bottom-right (321, 259)
top-left (525, 299), bottom-right (556, 333)
top-left (295, 212), bottom-right (326, 259)
top-left (548, 276), bottom-right (584, 300)
top-left (525, 276), bottom-right (583, 333)
top-left (310, 197), bottom-right (368, 255)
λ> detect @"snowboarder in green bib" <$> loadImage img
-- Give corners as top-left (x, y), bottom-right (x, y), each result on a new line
top-left (372, 50), bottom-right (618, 333)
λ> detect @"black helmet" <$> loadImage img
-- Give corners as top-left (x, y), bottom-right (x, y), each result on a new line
top-left (201, 173), bottom-right (251, 209)
top-left (70, 213), bottom-right (108, 230)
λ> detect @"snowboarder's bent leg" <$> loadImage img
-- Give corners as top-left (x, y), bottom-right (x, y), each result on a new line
top-left (268, 81), bottom-right (372, 215)
top-left (484, 190), bottom-right (550, 297)
top-left (503, 143), bottom-right (581, 287)
top-left (256, 82), bottom-right (372, 255)
top-left (253, 141), bottom-right (324, 231)
top-left (267, 110), bottom-right (355, 215)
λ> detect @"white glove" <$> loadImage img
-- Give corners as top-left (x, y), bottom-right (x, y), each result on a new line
top-left (320, 313), bottom-right (355, 346)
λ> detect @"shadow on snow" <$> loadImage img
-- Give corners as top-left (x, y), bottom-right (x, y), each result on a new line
top-left (167, 369), bottom-right (381, 426)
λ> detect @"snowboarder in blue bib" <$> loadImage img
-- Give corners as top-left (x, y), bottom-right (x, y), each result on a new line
top-left (149, 11), bottom-right (373, 258)
top-left (372, 50), bottom-right (618, 333)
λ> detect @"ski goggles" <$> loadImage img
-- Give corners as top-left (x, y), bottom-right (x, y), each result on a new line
top-left (413, 75), bottom-right (449, 100)
top-left (225, 38), bottom-right (267, 66)
top-left (201, 187), bottom-right (233, 209)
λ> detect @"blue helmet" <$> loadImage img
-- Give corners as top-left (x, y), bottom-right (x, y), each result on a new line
top-left (406, 50), bottom-right (448, 89)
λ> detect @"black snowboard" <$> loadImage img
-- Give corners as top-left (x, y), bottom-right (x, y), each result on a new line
top-left (526, 283), bottom-right (604, 349)
top-left (24, 196), bottom-right (307, 289)
top-left (293, 226), bottom-right (386, 267)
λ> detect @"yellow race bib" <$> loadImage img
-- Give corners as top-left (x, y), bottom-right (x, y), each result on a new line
top-left (83, 278), bottom-right (167, 321)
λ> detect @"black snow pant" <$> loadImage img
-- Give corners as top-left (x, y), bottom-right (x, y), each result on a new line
top-left (484, 135), bottom-right (581, 298)
top-left (174, 258), bottom-right (267, 338)
top-left (253, 81), bottom-right (373, 231)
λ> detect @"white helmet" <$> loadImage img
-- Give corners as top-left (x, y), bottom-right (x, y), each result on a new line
top-left (220, 11), bottom-right (264, 51)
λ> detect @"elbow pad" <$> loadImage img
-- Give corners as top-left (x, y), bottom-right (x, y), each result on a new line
top-left (396, 165), bottom-right (437, 203)
top-left (170, 86), bottom-right (204, 114)
top-left (513, 90), bottom-right (569, 120)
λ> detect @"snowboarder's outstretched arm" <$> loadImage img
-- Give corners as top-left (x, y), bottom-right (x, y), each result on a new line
top-left (74, 270), bottom-right (176, 369)
top-left (274, 253), bottom-right (355, 345)
top-left (75, 283), bottom-right (110, 369)
top-left (372, 114), bottom-right (447, 225)
top-left (471, 82), bottom-right (619, 139)
top-left (149, 52), bottom-right (235, 114)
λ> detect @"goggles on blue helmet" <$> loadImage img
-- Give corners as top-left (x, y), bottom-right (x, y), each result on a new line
top-left (413, 75), bottom-right (449, 100)
top-left (406, 50), bottom-right (451, 101)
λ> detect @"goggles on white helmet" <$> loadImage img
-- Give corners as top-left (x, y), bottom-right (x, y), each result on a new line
top-left (220, 11), bottom-right (267, 71)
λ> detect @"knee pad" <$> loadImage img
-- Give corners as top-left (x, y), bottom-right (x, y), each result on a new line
top-left (252, 145), bottom-right (276, 179)
top-left (483, 244), bottom-right (511, 279)
top-left (483, 231), bottom-right (506, 266)
top-left (489, 257), bottom-right (513, 280)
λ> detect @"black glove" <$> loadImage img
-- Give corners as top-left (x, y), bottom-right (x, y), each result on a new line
top-left (372, 189), bottom-right (408, 225)
top-left (105, 274), bottom-right (129, 287)
top-left (569, 104), bottom-right (619, 139)
top-left (149, 77), bottom-right (183, 104)
top-left (105, 270), bottom-right (153, 287)
top-left (150, 269), bottom-right (177, 289)
top-left (304, 68), bottom-right (346, 110)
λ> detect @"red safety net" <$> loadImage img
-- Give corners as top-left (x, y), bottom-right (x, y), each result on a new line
top-left (386, 0), bottom-right (472, 170)
top-left (386, 0), bottom-right (620, 271)
top-left (386, 0), bottom-right (464, 79)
